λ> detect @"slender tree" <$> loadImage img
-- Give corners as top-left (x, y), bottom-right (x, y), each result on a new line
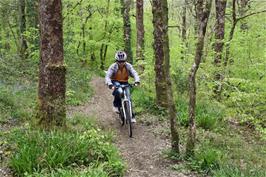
top-left (19, 0), bottom-right (28, 59)
top-left (181, 0), bottom-right (187, 61)
top-left (136, 0), bottom-right (145, 70)
top-left (186, 0), bottom-right (212, 157)
top-left (224, 0), bottom-right (236, 66)
top-left (121, 0), bottom-right (133, 64)
top-left (38, 0), bottom-right (66, 128)
top-left (100, 0), bottom-right (111, 70)
top-left (152, 0), bottom-right (179, 152)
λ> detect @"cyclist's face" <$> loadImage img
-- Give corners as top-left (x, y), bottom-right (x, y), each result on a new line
top-left (117, 61), bottom-right (125, 66)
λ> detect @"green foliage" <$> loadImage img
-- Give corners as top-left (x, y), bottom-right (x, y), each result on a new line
top-left (176, 97), bottom-right (223, 130)
top-left (65, 56), bottom-right (93, 106)
top-left (29, 166), bottom-right (109, 177)
top-left (192, 147), bottom-right (222, 173)
top-left (0, 84), bottom-right (35, 123)
top-left (131, 87), bottom-right (167, 117)
top-left (62, 0), bottom-right (124, 69)
top-left (172, 67), bottom-right (189, 95)
top-left (223, 77), bottom-right (266, 136)
top-left (8, 115), bottom-right (125, 177)
top-left (168, 125), bottom-right (266, 176)
top-left (213, 165), bottom-right (266, 177)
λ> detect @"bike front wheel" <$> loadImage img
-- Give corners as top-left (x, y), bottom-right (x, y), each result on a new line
top-left (119, 107), bottom-right (125, 126)
top-left (124, 101), bottom-right (132, 138)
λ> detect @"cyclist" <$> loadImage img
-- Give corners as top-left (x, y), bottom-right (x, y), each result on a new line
top-left (105, 50), bottom-right (140, 123)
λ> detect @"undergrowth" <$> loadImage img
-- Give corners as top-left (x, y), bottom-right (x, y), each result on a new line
top-left (166, 124), bottom-right (266, 176)
top-left (0, 54), bottom-right (96, 123)
top-left (6, 114), bottom-right (125, 177)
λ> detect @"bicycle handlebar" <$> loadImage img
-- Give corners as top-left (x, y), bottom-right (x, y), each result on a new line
top-left (114, 83), bottom-right (139, 89)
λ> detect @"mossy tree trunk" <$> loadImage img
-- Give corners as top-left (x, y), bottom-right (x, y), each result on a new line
top-left (38, 0), bottom-right (66, 128)
top-left (121, 0), bottom-right (133, 64)
top-left (186, 0), bottom-right (212, 157)
top-left (136, 0), bottom-right (145, 71)
top-left (19, 0), bottom-right (28, 59)
top-left (152, 0), bottom-right (180, 153)
top-left (152, 0), bottom-right (168, 108)
top-left (213, 0), bottom-right (227, 100)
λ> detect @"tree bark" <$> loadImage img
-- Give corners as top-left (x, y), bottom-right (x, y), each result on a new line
top-left (136, 0), bottom-right (145, 70)
top-left (38, 0), bottom-right (66, 128)
top-left (214, 0), bottom-right (227, 65)
top-left (152, 0), bottom-right (168, 108)
top-left (181, 0), bottom-right (187, 61)
top-left (186, 0), bottom-right (212, 157)
top-left (224, 0), bottom-right (236, 66)
top-left (213, 0), bottom-right (227, 99)
top-left (121, 0), bottom-right (133, 64)
top-left (19, 0), bottom-right (28, 59)
top-left (152, 0), bottom-right (180, 153)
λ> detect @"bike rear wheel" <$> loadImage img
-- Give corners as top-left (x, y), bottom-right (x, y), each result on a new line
top-left (124, 101), bottom-right (132, 137)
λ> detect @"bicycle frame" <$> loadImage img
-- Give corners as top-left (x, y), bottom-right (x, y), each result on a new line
top-left (120, 85), bottom-right (132, 122)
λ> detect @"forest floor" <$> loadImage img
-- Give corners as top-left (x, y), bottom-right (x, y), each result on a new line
top-left (69, 77), bottom-right (192, 177)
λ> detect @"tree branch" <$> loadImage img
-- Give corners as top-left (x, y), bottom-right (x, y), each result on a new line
top-left (236, 10), bottom-right (266, 23)
top-left (63, 0), bottom-right (84, 20)
top-left (168, 25), bottom-right (180, 28)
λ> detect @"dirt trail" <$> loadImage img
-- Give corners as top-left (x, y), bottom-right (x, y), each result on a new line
top-left (70, 77), bottom-right (188, 177)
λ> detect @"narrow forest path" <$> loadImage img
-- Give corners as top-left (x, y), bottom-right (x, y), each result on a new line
top-left (69, 77), bottom-right (189, 177)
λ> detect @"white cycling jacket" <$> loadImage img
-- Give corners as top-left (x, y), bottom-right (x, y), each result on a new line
top-left (105, 62), bottom-right (140, 86)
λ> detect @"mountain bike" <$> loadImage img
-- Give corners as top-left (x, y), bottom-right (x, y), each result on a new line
top-left (116, 84), bottom-right (135, 138)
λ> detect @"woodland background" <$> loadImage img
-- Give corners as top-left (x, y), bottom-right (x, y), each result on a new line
top-left (0, 0), bottom-right (265, 176)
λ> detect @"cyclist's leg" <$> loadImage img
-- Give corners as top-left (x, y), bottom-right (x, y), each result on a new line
top-left (112, 81), bottom-right (122, 108)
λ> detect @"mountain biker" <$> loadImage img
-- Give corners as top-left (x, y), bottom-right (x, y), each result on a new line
top-left (105, 50), bottom-right (140, 123)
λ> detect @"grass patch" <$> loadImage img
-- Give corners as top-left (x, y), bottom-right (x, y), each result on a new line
top-left (168, 125), bottom-right (266, 176)
top-left (7, 114), bottom-right (125, 177)
top-left (131, 87), bottom-right (167, 117)
top-left (176, 97), bottom-right (223, 130)
top-left (0, 85), bottom-right (35, 123)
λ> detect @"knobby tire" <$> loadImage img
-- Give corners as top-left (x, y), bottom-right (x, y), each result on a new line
top-left (124, 101), bottom-right (132, 137)
top-left (119, 107), bottom-right (125, 126)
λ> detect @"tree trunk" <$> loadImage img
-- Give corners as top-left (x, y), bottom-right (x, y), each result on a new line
top-left (136, 0), bottom-right (145, 70)
top-left (181, 0), bottom-right (187, 61)
top-left (121, 0), bottom-right (133, 64)
top-left (152, 0), bottom-right (180, 153)
top-left (224, 0), bottom-right (236, 66)
top-left (19, 0), bottom-right (28, 59)
top-left (186, 0), bottom-right (212, 157)
top-left (214, 0), bottom-right (227, 65)
top-left (38, 0), bottom-right (66, 128)
top-left (213, 0), bottom-right (227, 99)
top-left (152, 0), bottom-right (168, 108)
top-left (100, 0), bottom-right (110, 70)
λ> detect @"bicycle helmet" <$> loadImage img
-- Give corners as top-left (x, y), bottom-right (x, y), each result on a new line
top-left (115, 51), bottom-right (127, 62)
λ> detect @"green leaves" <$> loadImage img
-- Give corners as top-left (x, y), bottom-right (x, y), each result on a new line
top-left (8, 115), bottom-right (125, 176)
